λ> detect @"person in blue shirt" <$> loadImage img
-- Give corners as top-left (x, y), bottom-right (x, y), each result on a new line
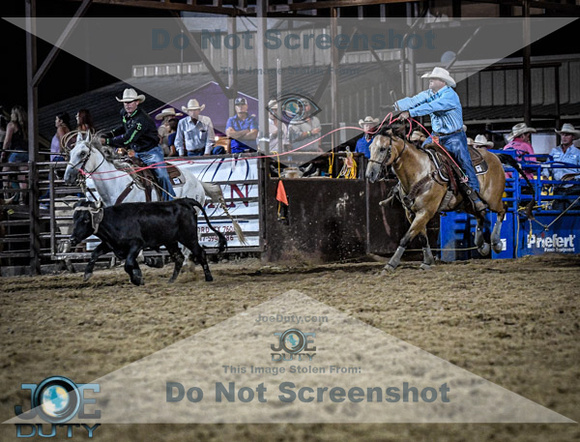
top-left (542, 123), bottom-right (580, 206)
top-left (355, 116), bottom-right (379, 159)
top-left (175, 99), bottom-right (216, 156)
top-left (395, 67), bottom-right (486, 213)
top-left (226, 97), bottom-right (258, 153)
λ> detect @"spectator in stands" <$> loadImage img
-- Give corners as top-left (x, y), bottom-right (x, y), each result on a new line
top-left (355, 116), bottom-right (379, 159)
top-left (166, 118), bottom-right (178, 157)
top-left (503, 122), bottom-right (535, 178)
top-left (288, 99), bottom-right (322, 154)
top-left (75, 108), bottom-right (96, 142)
top-left (156, 107), bottom-right (182, 156)
top-left (1, 105), bottom-right (28, 204)
top-left (175, 99), bottom-right (216, 156)
top-left (226, 97), bottom-right (258, 153)
top-left (51, 112), bottom-right (71, 162)
top-left (0, 111), bottom-right (7, 146)
top-left (264, 99), bottom-right (289, 154)
top-left (395, 67), bottom-right (486, 213)
top-left (102, 88), bottom-right (175, 200)
top-left (542, 123), bottom-right (580, 204)
top-left (473, 134), bottom-right (494, 149)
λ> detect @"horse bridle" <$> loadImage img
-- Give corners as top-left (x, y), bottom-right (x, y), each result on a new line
top-left (368, 134), bottom-right (407, 167)
top-left (67, 141), bottom-right (105, 177)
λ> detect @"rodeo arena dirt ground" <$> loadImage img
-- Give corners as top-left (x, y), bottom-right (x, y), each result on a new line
top-left (0, 251), bottom-right (578, 441)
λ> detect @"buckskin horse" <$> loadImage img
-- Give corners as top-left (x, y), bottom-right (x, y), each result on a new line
top-left (366, 126), bottom-right (532, 272)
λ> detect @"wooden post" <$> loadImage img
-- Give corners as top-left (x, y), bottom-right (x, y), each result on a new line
top-left (25, 0), bottom-right (41, 275)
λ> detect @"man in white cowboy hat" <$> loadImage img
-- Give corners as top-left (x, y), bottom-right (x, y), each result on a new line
top-left (394, 66), bottom-right (486, 213)
top-left (410, 129), bottom-right (428, 147)
top-left (155, 108), bottom-right (183, 156)
top-left (174, 98), bottom-right (217, 156)
top-left (102, 88), bottom-right (176, 200)
top-left (355, 116), bottom-right (379, 159)
top-left (542, 123), bottom-right (580, 199)
top-left (226, 97), bottom-right (258, 153)
top-left (503, 122), bottom-right (536, 179)
top-left (155, 107), bottom-right (182, 122)
top-left (264, 99), bottom-right (289, 154)
top-left (473, 134), bottom-right (494, 149)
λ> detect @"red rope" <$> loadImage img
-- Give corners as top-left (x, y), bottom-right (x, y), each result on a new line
top-left (80, 111), bottom-right (467, 181)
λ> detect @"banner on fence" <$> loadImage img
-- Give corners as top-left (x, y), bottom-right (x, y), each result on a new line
top-left (174, 157), bottom-right (261, 248)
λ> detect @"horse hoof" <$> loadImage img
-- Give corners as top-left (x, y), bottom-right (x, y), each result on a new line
top-left (492, 242), bottom-right (503, 254)
top-left (205, 275), bottom-right (214, 282)
top-left (83, 273), bottom-right (93, 282)
top-left (382, 264), bottom-right (396, 274)
top-left (420, 263), bottom-right (433, 271)
top-left (145, 257), bottom-right (164, 268)
top-left (478, 243), bottom-right (491, 256)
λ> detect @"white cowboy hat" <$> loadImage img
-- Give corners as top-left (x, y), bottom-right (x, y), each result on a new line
top-left (155, 108), bottom-right (183, 120)
top-left (555, 123), bottom-right (580, 140)
top-left (181, 99), bottom-right (205, 113)
top-left (421, 67), bottom-right (456, 88)
top-left (358, 116), bottom-right (380, 127)
top-left (507, 122), bottom-right (536, 141)
top-left (473, 134), bottom-right (494, 148)
top-left (410, 130), bottom-right (427, 142)
top-left (116, 88), bottom-right (146, 103)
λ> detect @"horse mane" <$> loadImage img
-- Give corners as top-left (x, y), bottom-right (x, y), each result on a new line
top-left (82, 130), bottom-right (118, 162)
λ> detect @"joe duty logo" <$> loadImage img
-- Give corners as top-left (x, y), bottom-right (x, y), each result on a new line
top-left (14, 376), bottom-right (100, 438)
top-left (271, 328), bottom-right (316, 362)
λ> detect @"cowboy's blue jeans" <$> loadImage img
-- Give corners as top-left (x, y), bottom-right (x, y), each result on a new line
top-left (424, 131), bottom-right (480, 193)
top-left (136, 146), bottom-right (176, 201)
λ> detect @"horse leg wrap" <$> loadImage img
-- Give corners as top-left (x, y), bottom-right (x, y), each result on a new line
top-left (490, 219), bottom-right (503, 253)
top-left (474, 227), bottom-right (484, 247)
top-left (387, 246), bottom-right (406, 270)
top-left (422, 247), bottom-right (435, 267)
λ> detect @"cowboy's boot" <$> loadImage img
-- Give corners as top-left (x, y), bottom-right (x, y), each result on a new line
top-left (460, 183), bottom-right (487, 213)
top-left (469, 192), bottom-right (487, 213)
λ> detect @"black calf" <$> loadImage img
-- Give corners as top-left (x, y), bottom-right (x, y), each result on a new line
top-left (70, 198), bottom-right (227, 285)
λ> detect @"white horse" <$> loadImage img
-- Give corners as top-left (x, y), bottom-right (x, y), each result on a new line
top-left (63, 133), bottom-right (245, 244)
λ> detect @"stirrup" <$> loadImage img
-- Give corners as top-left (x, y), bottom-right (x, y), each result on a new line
top-left (472, 198), bottom-right (487, 213)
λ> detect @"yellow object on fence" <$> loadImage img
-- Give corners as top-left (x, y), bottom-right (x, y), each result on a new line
top-left (338, 150), bottom-right (358, 179)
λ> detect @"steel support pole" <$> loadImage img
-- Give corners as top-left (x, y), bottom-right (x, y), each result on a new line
top-left (256, 0), bottom-right (269, 154)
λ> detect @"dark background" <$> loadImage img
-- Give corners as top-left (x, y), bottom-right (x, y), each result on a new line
top-left (1, 1), bottom-right (577, 111)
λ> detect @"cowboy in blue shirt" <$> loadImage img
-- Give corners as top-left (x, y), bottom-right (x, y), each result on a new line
top-left (542, 124), bottom-right (580, 202)
top-left (355, 116), bottom-right (379, 159)
top-left (395, 67), bottom-right (486, 213)
top-left (226, 97), bottom-right (258, 153)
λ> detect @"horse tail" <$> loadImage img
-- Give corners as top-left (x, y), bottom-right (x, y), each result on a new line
top-left (187, 198), bottom-right (227, 253)
top-left (200, 181), bottom-right (248, 245)
top-left (495, 153), bottom-right (535, 219)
